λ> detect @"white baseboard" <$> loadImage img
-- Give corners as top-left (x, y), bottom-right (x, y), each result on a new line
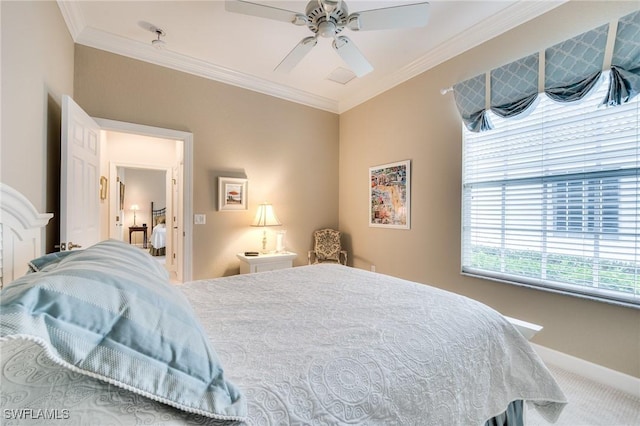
top-left (531, 343), bottom-right (640, 399)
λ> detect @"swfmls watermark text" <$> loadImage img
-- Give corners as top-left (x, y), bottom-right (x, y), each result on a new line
top-left (3, 409), bottom-right (70, 420)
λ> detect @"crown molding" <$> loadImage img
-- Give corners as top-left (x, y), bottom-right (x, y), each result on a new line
top-left (58, 1), bottom-right (565, 115)
top-left (57, 0), bottom-right (85, 41)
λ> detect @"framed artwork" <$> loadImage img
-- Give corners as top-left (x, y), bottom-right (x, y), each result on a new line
top-left (218, 177), bottom-right (248, 211)
top-left (369, 160), bottom-right (411, 229)
top-left (119, 182), bottom-right (125, 211)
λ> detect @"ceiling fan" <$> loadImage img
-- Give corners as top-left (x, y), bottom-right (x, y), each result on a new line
top-left (225, 0), bottom-right (430, 77)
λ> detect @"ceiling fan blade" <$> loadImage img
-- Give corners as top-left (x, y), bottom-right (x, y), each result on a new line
top-left (225, 0), bottom-right (306, 25)
top-left (346, 2), bottom-right (430, 31)
top-left (275, 36), bottom-right (318, 73)
top-left (332, 36), bottom-right (373, 77)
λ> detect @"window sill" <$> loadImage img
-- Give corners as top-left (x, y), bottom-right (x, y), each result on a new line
top-left (461, 269), bottom-right (639, 310)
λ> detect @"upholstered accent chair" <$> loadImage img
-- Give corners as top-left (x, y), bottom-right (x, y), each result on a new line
top-left (308, 228), bottom-right (347, 265)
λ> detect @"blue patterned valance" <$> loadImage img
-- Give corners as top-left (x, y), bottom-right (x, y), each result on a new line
top-left (453, 74), bottom-right (492, 132)
top-left (603, 10), bottom-right (640, 106)
top-left (452, 9), bottom-right (640, 132)
top-left (491, 53), bottom-right (538, 118)
top-left (544, 24), bottom-right (608, 100)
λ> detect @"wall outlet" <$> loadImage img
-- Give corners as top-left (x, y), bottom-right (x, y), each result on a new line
top-left (194, 214), bottom-right (206, 225)
top-left (371, 265), bottom-right (376, 272)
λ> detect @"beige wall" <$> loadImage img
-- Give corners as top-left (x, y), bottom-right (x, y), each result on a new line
top-left (74, 46), bottom-right (340, 279)
top-left (339, 1), bottom-right (640, 378)
top-left (0, 1), bottom-right (74, 251)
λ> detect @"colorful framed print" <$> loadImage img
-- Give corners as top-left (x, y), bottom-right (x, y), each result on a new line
top-left (369, 160), bottom-right (410, 229)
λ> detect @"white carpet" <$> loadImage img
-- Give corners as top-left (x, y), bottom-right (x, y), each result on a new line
top-left (527, 364), bottom-right (640, 426)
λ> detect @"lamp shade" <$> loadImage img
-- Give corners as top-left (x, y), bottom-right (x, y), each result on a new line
top-left (251, 203), bottom-right (281, 227)
top-left (130, 204), bottom-right (140, 211)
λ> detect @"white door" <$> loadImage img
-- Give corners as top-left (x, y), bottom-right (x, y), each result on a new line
top-left (60, 95), bottom-right (101, 251)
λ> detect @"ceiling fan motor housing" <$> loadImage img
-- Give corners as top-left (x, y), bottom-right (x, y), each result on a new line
top-left (305, 0), bottom-right (348, 37)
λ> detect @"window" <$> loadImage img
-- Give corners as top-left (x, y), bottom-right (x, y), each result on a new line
top-left (553, 178), bottom-right (619, 235)
top-left (461, 72), bottom-right (639, 306)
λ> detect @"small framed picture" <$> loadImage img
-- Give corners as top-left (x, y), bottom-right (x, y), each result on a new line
top-left (218, 177), bottom-right (248, 211)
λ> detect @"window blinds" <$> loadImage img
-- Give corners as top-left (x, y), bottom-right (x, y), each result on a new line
top-left (462, 73), bottom-right (640, 306)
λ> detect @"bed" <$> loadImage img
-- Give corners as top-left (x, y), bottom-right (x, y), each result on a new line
top-left (149, 201), bottom-right (167, 256)
top-left (0, 183), bottom-right (53, 289)
top-left (0, 184), bottom-right (567, 425)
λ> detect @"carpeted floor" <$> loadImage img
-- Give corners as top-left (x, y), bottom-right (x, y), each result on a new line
top-left (526, 364), bottom-right (640, 426)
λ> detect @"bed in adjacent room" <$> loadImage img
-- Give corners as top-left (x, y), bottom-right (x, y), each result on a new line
top-left (0, 184), bottom-right (567, 425)
top-left (149, 201), bottom-right (167, 256)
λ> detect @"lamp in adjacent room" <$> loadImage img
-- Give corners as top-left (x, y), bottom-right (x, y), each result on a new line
top-left (131, 204), bottom-right (140, 226)
top-left (251, 202), bottom-right (281, 253)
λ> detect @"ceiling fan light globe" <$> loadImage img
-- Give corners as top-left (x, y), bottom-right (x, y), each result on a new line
top-left (318, 20), bottom-right (336, 38)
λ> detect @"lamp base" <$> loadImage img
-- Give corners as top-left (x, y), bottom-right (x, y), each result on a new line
top-left (260, 229), bottom-right (268, 254)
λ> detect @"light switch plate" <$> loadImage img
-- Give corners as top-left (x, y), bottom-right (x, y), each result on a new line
top-left (194, 214), bottom-right (206, 225)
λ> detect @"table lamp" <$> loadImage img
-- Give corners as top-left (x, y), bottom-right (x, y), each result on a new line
top-left (251, 202), bottom-right (281, 253)
top-left (131, 204), bottom-right (139, 226)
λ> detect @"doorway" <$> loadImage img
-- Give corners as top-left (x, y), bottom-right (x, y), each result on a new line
top-left (96, 118), bottom-right (193, 283)
top-left (112, 165), bottom-right (175, 279)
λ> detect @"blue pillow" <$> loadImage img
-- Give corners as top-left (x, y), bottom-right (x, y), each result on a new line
top-left (28, 250), bottom-right (78, 272)
top-left (0, 239), bottom-right (246, 421)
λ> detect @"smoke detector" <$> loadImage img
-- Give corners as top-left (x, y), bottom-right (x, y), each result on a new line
top-left (151, 28), bottom-right (166, 49)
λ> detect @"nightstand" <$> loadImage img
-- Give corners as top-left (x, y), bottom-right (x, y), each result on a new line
top-left (237, 252), bottom-right (297, 274)
top-left (129, 226), bottom-right (148, 249)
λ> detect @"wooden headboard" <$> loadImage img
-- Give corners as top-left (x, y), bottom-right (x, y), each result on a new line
top-left (0, 183), bottom-right (53, 288)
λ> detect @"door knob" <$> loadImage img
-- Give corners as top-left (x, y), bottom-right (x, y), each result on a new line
top-left (67, 242), bottom-right (83, 250)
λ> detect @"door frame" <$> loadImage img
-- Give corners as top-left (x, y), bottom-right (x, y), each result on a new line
top-left (95, 118), bottom-right (193, 282)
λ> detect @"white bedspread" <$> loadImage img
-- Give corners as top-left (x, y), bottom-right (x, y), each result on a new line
top-left (151, 223), bottom-right (167, 248)
top-left (0, 264), bottom-right (566, 425)
top-left (184, 264), bottom-right (566, 425)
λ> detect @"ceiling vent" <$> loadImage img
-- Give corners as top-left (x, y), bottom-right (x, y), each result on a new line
top-left (327, 67), bottom-right (356, 85)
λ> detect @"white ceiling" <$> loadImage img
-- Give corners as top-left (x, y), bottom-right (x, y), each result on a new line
top-left (58, 0), bottom-right (565, 113)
